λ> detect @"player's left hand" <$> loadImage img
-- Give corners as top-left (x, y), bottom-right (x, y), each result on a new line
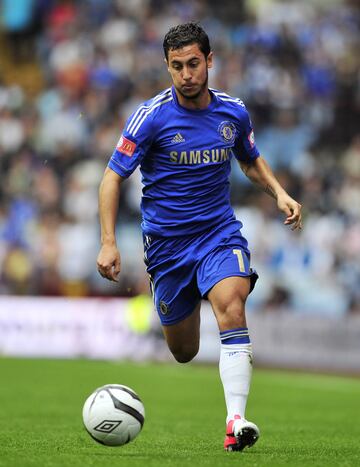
top-left (277, 194), bottom-right (302, 230)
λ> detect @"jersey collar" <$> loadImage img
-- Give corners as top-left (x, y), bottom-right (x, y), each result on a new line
top-left (171, 85), bottom-right (218, 114)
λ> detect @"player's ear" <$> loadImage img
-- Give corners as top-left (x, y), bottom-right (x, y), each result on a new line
top-left (164, 57), bottom-right (170, 72)
top-left (207, 51), bottom-right (213, 69)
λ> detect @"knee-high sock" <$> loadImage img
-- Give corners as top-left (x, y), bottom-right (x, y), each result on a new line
top-left (219, 327), bottom-right (253, 423)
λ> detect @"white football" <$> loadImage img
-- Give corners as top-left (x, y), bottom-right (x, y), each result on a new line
top-left (82, 384), bottom-right (145, 446)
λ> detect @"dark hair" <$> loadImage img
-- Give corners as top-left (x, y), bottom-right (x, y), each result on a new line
top-left (163, 22), bottom-right (211, 61)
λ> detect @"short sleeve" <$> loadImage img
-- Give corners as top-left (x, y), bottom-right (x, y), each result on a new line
top-left (108, 107), bottom-right (153, 178)
top-left (233, 106), bottom-right (260, 163)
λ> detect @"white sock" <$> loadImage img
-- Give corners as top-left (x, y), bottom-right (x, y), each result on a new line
top-left (219, 342), bottom-right (253, 423)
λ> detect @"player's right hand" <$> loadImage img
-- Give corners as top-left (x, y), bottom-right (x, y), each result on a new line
top-left (97, 244), bottom-right (121, 282)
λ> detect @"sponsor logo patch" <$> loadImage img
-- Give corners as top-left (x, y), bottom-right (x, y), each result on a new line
top-left (116, 135), bottom-right (136, 157)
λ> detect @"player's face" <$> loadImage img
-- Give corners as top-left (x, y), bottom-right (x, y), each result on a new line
top-left (166, 43), bottom-right (213, 102)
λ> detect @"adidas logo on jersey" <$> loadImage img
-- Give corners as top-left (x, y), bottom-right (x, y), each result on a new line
top-left (171, 133), bottom-right (185, 143)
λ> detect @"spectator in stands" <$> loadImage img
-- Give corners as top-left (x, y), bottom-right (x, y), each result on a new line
top-left (0, 0), bottom-right (358, 315)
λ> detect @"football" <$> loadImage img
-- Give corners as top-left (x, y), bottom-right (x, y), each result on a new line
top-left (82, 384), bottom-right (145, 446)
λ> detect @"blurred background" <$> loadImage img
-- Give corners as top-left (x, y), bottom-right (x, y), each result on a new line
top-left (0, 0), bottom-right (359, 369)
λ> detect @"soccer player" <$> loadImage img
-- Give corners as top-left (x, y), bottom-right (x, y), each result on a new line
top-left (97, 22), bottom-right (302, 451)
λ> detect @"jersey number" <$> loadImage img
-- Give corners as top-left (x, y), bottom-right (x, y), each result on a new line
top-left (233, 249), bottom-right (245, 272)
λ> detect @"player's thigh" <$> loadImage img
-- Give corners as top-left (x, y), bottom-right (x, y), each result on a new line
top-left (197, 242), bottom-right (257, 331)
top-left (207, 276), bottom-right (250, 330)
top-left (162, 302), bottom-right (201, 362)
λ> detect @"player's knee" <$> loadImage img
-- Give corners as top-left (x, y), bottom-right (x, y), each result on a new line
top-left (171, 344), bottom-right (199, 363)
top-left (219, 300), bottom-right (246, 328)
top-left (172, 351), bottom-right (197, 363)
top-left (227, 301), bottom-right (246, 319)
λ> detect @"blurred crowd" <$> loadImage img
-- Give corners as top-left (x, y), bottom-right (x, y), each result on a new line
top-left (0, 0), bottom-right (359, 315)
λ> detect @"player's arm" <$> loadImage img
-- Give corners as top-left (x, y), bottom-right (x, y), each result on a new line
top-left (239, 156), bottom-right (302, 230)
top-left (97, 167), bottom-right (125, 281)
top-left (97, 103), bottom-right (153, 280)
top-left (97, 100), bottom-right (153, 281)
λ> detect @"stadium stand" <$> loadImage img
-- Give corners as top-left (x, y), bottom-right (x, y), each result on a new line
top-left (0, 0), bottom-right (359, 316)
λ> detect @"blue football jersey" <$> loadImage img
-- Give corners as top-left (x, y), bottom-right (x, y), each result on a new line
top-left (108, 86), bottom-right (260, 236)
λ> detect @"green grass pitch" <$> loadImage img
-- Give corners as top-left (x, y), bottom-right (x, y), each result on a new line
top-left (0, 358), bottom-right (359, 467)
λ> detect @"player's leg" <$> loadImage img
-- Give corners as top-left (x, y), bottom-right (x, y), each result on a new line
top-left (208, 275), bottom-right (249, 329)
top-left (197, 234), bottom-right (260, 451)
top-left (208, 276), bottom-right (259, 451)
top-left (208, 276), bottom-right (252, 420)
top-left (143, 234), bottom-right (202, 364)
top-left (161, 302), bottom-right (201, 363)
top-left (207, 276), bottom-right (259, 451)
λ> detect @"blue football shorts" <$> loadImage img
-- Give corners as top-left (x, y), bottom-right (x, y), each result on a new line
top-left (143, 220), bottom-right (258, 326)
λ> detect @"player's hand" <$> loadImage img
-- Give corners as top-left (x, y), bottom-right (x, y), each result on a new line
top-left (277, 194), bottom-right (302, 230)
top-left (97, 244), bottom-right (121, 282)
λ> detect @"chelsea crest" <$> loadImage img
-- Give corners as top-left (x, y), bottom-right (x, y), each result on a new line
top-left (218, 121), bottom-right (236, 144)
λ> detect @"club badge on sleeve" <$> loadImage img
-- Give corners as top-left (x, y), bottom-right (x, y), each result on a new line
top-left (248, 130), bottom-right (255, 148)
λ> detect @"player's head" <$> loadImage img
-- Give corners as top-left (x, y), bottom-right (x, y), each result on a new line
top-left (163, 22), bottom-right (211, 61)
top-left (163, 22), bottom-right (213, 100)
